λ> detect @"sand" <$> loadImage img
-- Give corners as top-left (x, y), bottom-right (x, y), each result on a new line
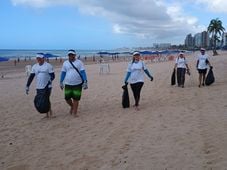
top-left (0, 51), bottom-right (227, 170)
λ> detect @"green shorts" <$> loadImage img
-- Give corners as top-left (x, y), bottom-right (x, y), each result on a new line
top-left (64, 84), bottom-right (82, 101)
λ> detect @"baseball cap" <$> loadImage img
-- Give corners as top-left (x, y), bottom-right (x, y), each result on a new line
top-left (68, 49), bottom-right (76, 55)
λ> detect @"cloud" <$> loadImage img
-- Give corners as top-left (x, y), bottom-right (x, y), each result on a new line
top-left (194, 0), bottom-right (227, 13)
top-left (11, 0), bottom-right (208, 44)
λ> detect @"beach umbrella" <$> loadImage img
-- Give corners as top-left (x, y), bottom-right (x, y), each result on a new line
top-left (120, 51), bottom-right (132, 55)
top-left (97, 51), bottom-right (110, 55)
top-left (108, 52), bottom-right (120, 55)
top-left (44, 53), bottom-right (59, 58)
top-left (97, 51), bottom-right (111, 58)
top-left (158, 50), bottom-right (170, 54)
top-left (140, 50), bottom-right (160, 55)
top-left (0, 57), bottom-right (9, 62)
top-left (140, 51), bottom-right (152, 55)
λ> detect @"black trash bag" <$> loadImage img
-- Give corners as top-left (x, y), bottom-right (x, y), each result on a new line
top-left (34, 88), bottom-right (50, 113)
top-left (171, 69), bottom-right (176, 85)
top-left (122, 84), bottom-right (130, 108)
top-left (205, 67), bottom-right (215, 86)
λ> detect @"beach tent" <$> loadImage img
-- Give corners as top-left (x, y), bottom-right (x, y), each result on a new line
top-left (0, 57), bottom-right (9, 62)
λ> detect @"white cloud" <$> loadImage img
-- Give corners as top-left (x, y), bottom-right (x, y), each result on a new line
top-left (12, 0), bottom-right (49, 8)
top-left (194, 0), bottom-right (227, 13)
top-left (11, 0), bottom-right (209, 44)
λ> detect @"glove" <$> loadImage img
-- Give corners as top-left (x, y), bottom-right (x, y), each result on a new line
top-left (124, 81), bottom-right (128, 85)
top-left (150, 76), bottom-right (153, 81)
top-left (60, 82), bottom-right (64, 90)
top-left (210, 66), bottom-right (213, 69)
top-left (82, 81), bottom-right (88, 90)
top-left (25, 86), bottom-right (29, 95)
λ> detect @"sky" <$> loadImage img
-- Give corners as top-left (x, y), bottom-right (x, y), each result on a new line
top-left (0, 0), bottom-right (227, 50)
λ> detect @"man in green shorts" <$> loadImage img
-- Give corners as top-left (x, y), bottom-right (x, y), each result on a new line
top-left (60, 49), bottom-right (88, 117)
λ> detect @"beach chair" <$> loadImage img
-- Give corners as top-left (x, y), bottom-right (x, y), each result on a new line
top-left (25, 65), bottom-right (32, 77)
top-left (97, 58), bottom-right (110, 74)
top-left (99, 63), bottom-right (110, 74)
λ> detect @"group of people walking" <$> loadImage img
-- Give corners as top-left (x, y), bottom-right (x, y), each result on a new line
top-left (25, 48), bottom-right (212, 118)
top-left (174, 48), bottom-right (212, 88)
top-left (26, 49), bottom-right (88, 118)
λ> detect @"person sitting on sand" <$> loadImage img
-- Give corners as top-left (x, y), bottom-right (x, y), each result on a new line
top-left (174, 52), bottom-right (190, 88)
top-left (25, 53), bottom-right (55, 118)
top-left (124, 51), bottom-right (153, 111)
top-left (60, 49), bottom-right (88, 117)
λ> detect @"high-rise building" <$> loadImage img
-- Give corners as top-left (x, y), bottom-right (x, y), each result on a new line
top-left (201, 31), bottom-right (209, 48)
top-left (185, 34), bottom-right (194, 48)
top-left (194, 33), bottom-right (202, 48)
top-left (184, 31), bottom-right (211, 48)
top-left (223, 32), bottom-right (227, 46)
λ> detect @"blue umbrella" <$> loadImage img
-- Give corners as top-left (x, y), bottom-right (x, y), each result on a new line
top-left (97, 51), bottom-right (110, 55)
top-left (120, 51), bottom-right (132, 55)
top-left (140, 51), bottom-right (160, 55)
top-left (158, 50), bottom-right (170, 54)
top-left (44, 53), bottom-right (59, 58)
top-left (0, 57), bottom-right (9, 62)
top-left (108, 52), bottom-right (120, 55)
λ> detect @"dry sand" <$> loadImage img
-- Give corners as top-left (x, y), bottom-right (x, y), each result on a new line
top-left (0, 51), bottom-right (227, 170)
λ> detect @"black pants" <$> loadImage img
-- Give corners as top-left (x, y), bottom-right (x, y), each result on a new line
top-left (130, 82), bottom-right (144, 106)
top-left (177, 68), bottom-right (186, 86)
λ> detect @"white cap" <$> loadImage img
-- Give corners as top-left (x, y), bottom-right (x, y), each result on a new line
top-left (200, 48), bottom-right (205, 51)
top-left (133, 51), bottom-right (140, 56)
top-left (36, 53), bottom-right (45, 58)
top-left (179, 52), bottom-right (184, 55)
top-left (68, 50), bottom-right (76, 55)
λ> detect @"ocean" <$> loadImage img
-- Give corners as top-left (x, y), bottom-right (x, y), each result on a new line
top-left (0, 49), bottom-right (114, 60)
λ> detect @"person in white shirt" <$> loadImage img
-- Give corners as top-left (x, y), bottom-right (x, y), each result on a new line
top-left (196, 48), bottom-right (212, 87)
top-left (174, 52), bottom-right (190, 88)
top-left (60, 50), bottom-right (88, 117)
top-left (124, 52), bottom-right (153, 110)
top-left (26, 53), bottom-right (55, 118)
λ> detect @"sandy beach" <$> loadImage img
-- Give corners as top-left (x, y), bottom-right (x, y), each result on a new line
top-left (0, 51), bottom-right (227, 170)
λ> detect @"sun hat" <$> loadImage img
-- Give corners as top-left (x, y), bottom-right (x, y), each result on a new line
top-left (133, 51), bottom-right (140, 56)
top-left (36, 53), bottom-right (45, 58)
top-left (68, 49), bottom-right (76, 55)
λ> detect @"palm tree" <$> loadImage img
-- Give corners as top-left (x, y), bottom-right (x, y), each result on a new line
top-left (207, 18), bottom-right (225, 55)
